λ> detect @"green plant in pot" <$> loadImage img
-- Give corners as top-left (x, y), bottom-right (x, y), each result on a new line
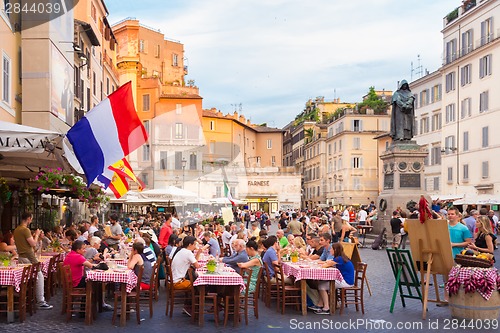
top-left (206, 259), bottom-right (217, 273)
top-left (0, 252), bottom-right (12, 267)
top-left (290, 250), bottom-right (299, 263)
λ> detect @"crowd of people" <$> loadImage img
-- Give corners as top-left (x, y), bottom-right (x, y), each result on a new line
top-left (1, 199), bottom-right (497, 316)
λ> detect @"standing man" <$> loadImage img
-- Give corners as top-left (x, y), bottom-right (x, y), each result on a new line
top-left (13, 212), bottom-right (53, 309)
top-left (448, 206), bottom-right (472, 258)
top-left (288, 213), bottom-right (304, 238)
top-left (463, 210), bottom-right (479, 237)
top-left (158, 213), bottom-right (173, 249)
top-left (390, 211), bottom-right (403, 249)
top-left (357, 207), bottom-right (368, 225)
top-left (331, 211), bottom-right (342, 243)
top-left (104, 214), bottom-right (122, 250)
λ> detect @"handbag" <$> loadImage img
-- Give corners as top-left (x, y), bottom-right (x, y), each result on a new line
top-left (92, 262), bottom-right (109, 270)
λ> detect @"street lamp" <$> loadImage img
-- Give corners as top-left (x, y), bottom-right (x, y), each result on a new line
top-left (181, 158), bottom-right (187, 189)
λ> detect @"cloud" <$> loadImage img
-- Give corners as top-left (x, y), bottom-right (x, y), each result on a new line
top-left (107, 0), bottom-right (458, 127)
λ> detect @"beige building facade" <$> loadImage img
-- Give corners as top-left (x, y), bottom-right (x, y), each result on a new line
top-left (440, 0), bottom-right (500, 197)
top-left (411, 71), bottom-right (443, 196)
top-left (325, 110), bottom-right (390, 207)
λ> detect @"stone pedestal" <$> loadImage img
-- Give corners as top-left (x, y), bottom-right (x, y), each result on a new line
top-left (375, 141), bottom-right (430, 235)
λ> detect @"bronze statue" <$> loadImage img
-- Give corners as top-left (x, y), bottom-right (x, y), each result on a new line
top-left (390, 80), bottom-right (415, 141)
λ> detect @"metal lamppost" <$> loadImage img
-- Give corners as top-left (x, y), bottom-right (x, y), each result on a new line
top-left (181, 158), bottom-right (187, 215)
top-left (181, 158), bottom-right (187, 189)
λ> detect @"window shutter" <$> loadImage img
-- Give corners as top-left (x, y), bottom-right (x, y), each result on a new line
top-left (480, 57), bottom-right (484, 78)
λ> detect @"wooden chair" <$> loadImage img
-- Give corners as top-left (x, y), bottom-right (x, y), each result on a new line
top-left (238, 266), bottom-right (262, 325)
top-left (60, 265), bottom-right (87, 322)
top-left (164, 256), bottom-right (191, 318)
top-left (140, 258), bottom-right (161, 318)
top-left (273, 263), bottom-right (301, 314)
top-left (44, 255), bottom-right (58, 301)
top-left (188, 268), bottom-right (220, 326)
top-left (27, 262), bottom-right (41, 316)
top-left (112, 265), bottom-right (144, 325)
top-left (0, 265), bottom-right (31, 322)
top-left (336, 262), bottom-right (368, 315)
top-left (262, 262), bottom-right (278, 308)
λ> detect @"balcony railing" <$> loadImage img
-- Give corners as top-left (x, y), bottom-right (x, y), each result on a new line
top-left (442, 29), bottom-right (500, 66)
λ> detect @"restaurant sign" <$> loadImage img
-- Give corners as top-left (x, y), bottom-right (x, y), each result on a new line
top-left (0, 135), bottom-right (52, 153)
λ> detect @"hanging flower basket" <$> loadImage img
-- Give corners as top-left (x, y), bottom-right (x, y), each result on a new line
top-left (34, 168), bottom-right (108, 208)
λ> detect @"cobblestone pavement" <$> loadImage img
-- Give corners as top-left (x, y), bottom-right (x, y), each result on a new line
top-left (2, 221), bottom-right (499, 333)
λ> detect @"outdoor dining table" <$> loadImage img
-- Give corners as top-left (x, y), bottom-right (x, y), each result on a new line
top-left (193, 266), bottom-right (245, 327)
top-left (85, 268), bottom-right (137, 327)
top-left (282, 260), bottom-right (344, 315)
top-left (0, 265), bottom-right (27, 323)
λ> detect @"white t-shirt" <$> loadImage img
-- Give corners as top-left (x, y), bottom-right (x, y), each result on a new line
top-left (358, 210), bottom-right (368, 222)
top-left (171, 248), bottom-right (197, 283)
top-left (222, 230), bottom-right (232, 246)
top-left (171, 217), bottom-right (181, 230)
top-left (88, 225), bottom-right (98, 236)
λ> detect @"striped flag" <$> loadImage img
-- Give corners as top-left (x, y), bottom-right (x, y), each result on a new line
top-left (108, 172), bottom-right (129, 199)
top-left (108, 158), bottom-right (145, 191)
top-left (67, 82), bottom-right (148, 184)
top-left (224, 181), bottom-right (235, 206)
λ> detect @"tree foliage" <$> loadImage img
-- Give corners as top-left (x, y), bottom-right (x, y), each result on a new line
top-left (357, 86), bottom-right (389, 115)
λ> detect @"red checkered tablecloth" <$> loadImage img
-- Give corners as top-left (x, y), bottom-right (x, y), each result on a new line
top-left (446, 265), bottom-right (499, 300)
top-left (106, 259), bottom-right (128, 266)
top-left (194, 268), bottom-right (246, 292)
top-left (86, 269), bottom-right (138, 293)
top-left (282, 261), bottom-right (344, 282)
top-left (39, 256), bottom-right (53, 278)
top-left (0, 266), bottom-right (25, 292)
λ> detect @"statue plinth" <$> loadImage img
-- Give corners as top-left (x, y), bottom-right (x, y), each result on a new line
top-left (375, 141), bottom-right (431, 235)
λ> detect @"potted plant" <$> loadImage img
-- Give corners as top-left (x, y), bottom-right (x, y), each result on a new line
top-left (290, 250), bottom-right (299, 263)
top-left (206, 259), bottom-right (217, 273)
top-left (0, 252), bottom-right (12, 267)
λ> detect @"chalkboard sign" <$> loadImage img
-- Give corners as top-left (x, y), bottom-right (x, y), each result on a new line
top-left (384, 173), bottom-right (394, 190)
top-left (400, 174), bottom-right (420, 188)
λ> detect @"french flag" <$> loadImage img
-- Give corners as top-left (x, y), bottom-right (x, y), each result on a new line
top-left (67, 82), bottom-right (148, 184)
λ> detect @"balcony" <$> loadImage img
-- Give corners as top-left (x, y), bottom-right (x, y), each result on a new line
top-left (442, 28), bottom-right (500, 66)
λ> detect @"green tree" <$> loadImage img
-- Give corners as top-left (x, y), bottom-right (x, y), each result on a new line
top-left (357, 86), bottom-right (389, 114)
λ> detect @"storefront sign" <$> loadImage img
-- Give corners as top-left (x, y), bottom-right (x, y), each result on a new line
top-left (248, 180), bottom-right (269, 186)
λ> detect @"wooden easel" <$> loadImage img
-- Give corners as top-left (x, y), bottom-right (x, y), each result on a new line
top-left (386, 248), bottom-right (422, 312)
top-left (341, 242), bottom-right (372, 296)
top-left (406, 219), bottom-right (454, 319)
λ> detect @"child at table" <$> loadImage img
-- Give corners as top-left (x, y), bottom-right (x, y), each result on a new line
top-left (313, 243), bottom-right (354, 315)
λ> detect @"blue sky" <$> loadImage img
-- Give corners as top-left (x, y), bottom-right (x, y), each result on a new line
top-left (106, 0), bottom-right (459, 128)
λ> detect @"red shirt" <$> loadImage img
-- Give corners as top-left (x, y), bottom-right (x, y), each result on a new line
top-left (158, 223), bottom-right (172, 249)
top-left (349, 211), bottom-right (356, 223)
top-left (63, 250), bottom-right (86, 287)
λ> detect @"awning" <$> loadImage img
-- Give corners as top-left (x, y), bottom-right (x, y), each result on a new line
top-left (139, 186), bottom-right (198, 200)
top-left (211, 197), bottom-right (246, 205)
top-left (453, 194), bottom-right (500, 205)
top-left (0, 121), bottom-right (73, 180)
top-left (430, 194), bottom-right (464, 201)
top-left (0, 121), bottom-right (61, 153)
